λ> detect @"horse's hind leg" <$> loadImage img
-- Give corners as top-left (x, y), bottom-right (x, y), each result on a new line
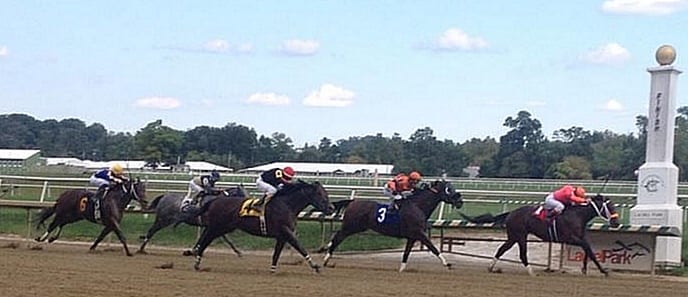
top-left (489, 239), bottom-right (517, 273)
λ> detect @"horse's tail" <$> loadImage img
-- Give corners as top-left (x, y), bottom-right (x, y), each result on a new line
top-left (458, 211), bottom-right (510, 226)
top-left (332, 199), bottom-right (353, 216)
top-left (33, 206), bottom-right (56, 229)
top-left (146, 194), bottom-right (166, 211)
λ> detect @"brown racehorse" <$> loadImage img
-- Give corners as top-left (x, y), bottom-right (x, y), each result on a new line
top-left (319, 180), bottom-right (463, 272)
top-left (189, 180), bottom-right (334, 273)
top-left (459, 194), bottom-right (620, 276)
top-left (34, 178), bottom-right (147, 256)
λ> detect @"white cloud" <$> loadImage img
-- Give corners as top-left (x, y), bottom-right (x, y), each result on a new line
top-left (204, 39), bottom-right (230, 53)
top-left (303, 84), bottom-right (355, 107)
top-left (279, 39), bottom-right (320, 56)
top-left (434, 28), bottom-right (488, 51)
top-left (0, 46), bottom-right (8, 56)
top-left (234, 43), bottom-right (254, 53)
top-left (603, 99), bottom-right (625, 111)
top-left (579, 43), bottom-right (631, 65)
top-left (246, 92), bottom-right (290, 105)
top-left (602, 0), bottom-right (688, 16)
top-left (133, 97), bottom-right (182, 109)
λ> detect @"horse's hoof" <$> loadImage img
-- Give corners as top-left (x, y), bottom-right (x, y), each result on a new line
top-left (138, 235), bottom-right (147, 240)
top-left (136, 249), bottom-right (148, 255)
top-left (48, 238), bottom-right (57, 243)
top-left (446, 263), bottom-right (453, 270)
top-left (182, 250), bottom-right (193, 256)
top-left (194, 264), bottom-right (201, 271)
top-left (235, 252), bottom-right (243, 258)
top-left (33, 237), bottom-right (41, 242)
top-left (312, 264), bottom-right (322, 273)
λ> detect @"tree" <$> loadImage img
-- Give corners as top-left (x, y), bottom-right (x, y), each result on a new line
top-left (488, 110), bottom-right (545, 177)
top-left (134, 120), bottom-right (183, 164)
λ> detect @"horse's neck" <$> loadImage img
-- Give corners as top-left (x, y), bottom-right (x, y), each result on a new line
top-left (277, 190), bottom-right (309, 214)
top-left (568, 205), bottom-right (598, 224)
top-left (411, 190), bottom-right (441, 218)
top-left (108, 186), bottom-right (131, 210)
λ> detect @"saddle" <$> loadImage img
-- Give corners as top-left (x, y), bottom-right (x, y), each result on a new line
top-left (532, 206), bottom-right (547, 221)
top-left (239, 198), bottom-right (263, 217)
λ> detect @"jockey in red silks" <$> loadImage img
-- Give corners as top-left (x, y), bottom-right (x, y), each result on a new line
top-left (541, 184), bottom-right (587, 220)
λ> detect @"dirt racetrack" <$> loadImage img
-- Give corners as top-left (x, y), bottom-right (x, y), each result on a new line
top-left (2, 238), bottom-right (688, 297)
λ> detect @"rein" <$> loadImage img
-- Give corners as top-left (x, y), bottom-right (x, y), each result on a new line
top-left (587, 199), bottom-right (618, 222)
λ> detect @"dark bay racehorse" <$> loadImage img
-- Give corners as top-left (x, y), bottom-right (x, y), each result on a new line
top-left (320, 180), bottom-right (463, 272)
top-left (189, 180), bottom-right (335, 272)
top-left (459, 194), bottom-right (620, 276)
top-left (137, 186), bottom-right (247, 254)
top-left (34, 178), bottom-right (147, 256)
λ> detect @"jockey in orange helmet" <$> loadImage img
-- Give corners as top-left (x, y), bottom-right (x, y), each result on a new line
top-left (251, 166), bottom-right (296, 211)
top-left (542, 185), bottom-right (587, 221)
top-left (382, 171), bottom-right (423, 210)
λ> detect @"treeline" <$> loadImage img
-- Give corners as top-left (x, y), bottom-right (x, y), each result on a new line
top-left (4, 109), bottom-right (688, 181)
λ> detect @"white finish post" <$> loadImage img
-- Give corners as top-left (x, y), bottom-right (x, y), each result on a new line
top-left (631, 45), bottom-right (683, 268)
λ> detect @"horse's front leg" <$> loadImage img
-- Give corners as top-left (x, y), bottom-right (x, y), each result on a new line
top-left (271, 239), bottom-right (286, 273)
top-left (280, 227), bottom-right (321, 273)
top-left (415, 233), bottom-right (452, 270)
top-left (399, 239), bottom-right (416, 272)
top-left (573, 237), bottom-right (608, 277)
top-left (90, 226), bottom-right (113, 253)
top-left (220, 235), bottom-right (242, 257)
top-left (110, 221), bottom-right (132, 256)
top-left (48, 226), bottom-right (64, 243)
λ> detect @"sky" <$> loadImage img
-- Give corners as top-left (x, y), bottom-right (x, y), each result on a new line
top-left (1, 1), bottom-right (688, 146)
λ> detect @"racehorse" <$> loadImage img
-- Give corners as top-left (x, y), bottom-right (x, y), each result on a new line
top-left (459, 194), bottom-right (620, 276)
top-left (189, 180), bottom-right (335, 273)
top-left (34, 178), bottom-right (147, 256)
top-left (319, 180), bottom-right (463, 272)
top-left (137, 186), bottom-right (247, 255)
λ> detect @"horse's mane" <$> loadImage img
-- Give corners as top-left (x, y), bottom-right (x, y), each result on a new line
top-left (275, 180), bottom-right (311, 197)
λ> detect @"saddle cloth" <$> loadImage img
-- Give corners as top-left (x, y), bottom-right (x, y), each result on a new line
top-left (239, 198), bottom-right (263, 217)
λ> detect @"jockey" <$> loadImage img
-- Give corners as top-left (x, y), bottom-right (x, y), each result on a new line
top-left (89, 163), bottom-right (127, 219)
top-left (251, 166), bottom-right (296, 211)
top-left (180, 170), bottom-right (221, 213)
top-left (542, 184), bottom-right (587, 221)
top-left (382, 171), bottom-right (422, 210)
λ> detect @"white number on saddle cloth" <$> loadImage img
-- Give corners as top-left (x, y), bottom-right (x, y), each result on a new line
top-left (377, 207), bottom-right (387, 223)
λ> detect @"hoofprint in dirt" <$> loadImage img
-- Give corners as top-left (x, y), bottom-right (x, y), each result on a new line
top-left (1, 238), bottom-right (687, 297)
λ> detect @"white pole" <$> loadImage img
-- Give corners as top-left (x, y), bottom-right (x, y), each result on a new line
top-left (40, 181), bottom-right (48, 202)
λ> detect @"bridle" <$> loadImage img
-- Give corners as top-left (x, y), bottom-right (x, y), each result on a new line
top-left (587, 198), bottom-right (619, 222)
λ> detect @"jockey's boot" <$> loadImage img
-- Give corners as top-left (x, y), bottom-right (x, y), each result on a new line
top-left (545, 210), bottom-right (560, 224)
top-left (93, 185), bottom-right (107, 221)
top-left (250, 194), bottom-right (271, 212)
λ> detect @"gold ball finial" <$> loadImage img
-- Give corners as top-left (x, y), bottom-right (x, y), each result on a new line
top-left (655, 44), bottom-right (676, 66)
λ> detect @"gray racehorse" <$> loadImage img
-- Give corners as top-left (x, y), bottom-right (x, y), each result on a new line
top-left (137, 186), bottom-right (247, 255)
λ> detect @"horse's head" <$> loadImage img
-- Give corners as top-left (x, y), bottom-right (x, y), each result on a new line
top-left (122, 177), bottom-right (148, 209)
top-left (587, 194), bottom-right (620, 227)
top-left (286, 180), bottom-right (334, 215)
top-left (428, 180), bottom-right (463, 209)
